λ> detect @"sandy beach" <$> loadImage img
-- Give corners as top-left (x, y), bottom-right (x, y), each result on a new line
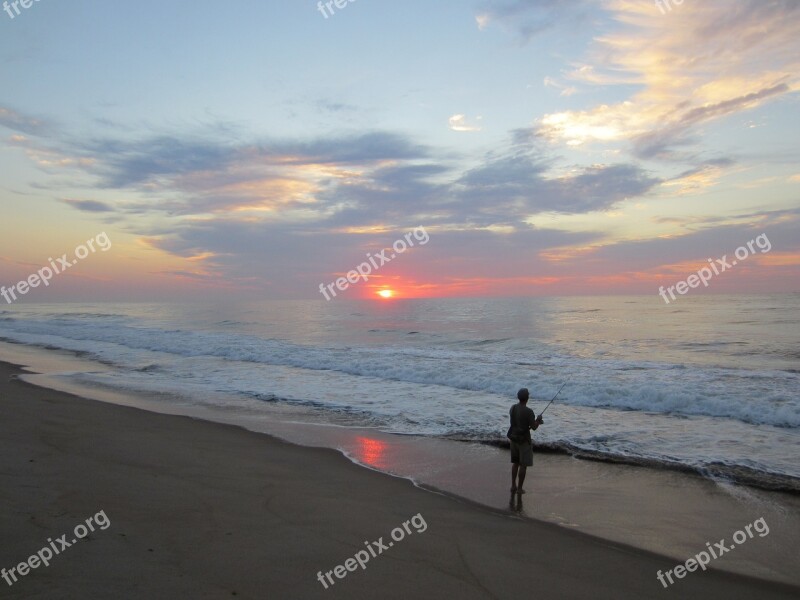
top-left (1, 360), bottom-right (797, 599)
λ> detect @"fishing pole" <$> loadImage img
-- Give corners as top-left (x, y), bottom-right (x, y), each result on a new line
top-left (539, 377), bottom-right (570, 417)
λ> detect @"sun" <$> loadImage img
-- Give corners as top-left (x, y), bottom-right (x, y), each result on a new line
top-left (377, 289), bottom-right (394, 299)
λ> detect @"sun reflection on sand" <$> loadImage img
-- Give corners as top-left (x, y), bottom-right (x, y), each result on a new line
top-left (355, 436), bottom-right (388, 468)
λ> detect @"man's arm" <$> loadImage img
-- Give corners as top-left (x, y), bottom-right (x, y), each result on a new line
top-left (530, 412), bottom-right (544, 431)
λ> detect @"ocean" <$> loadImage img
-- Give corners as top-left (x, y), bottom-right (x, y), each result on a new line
top-left (1, 293), bottom-right (798, 492)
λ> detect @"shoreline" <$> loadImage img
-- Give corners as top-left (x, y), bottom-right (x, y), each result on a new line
top-left (2, 341), bottom-right (800, 587)
top-left (1, 359), bottom-right (799, 598)
top-left (3, 337), bottom-right (798, 496)
top-left (478, 437), bottom-right (800, 495)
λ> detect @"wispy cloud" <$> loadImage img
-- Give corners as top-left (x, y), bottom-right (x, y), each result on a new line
top-left (457, 152), bottom-right (661, 217)
top-left (476, 0), bottom-right (594, 43)
top-left (543, 76), bottom-right (577, 97)
top-left (662, 158), bottom-right (737, 194)
top-left (0, 106), bottom-right (52, 136)
top-left (536, 0), bottom-right (800, 159)
top-left (61, 199), bottom-right (115, 213)
top-left (448, 114), bottom-right (483, 132)
top-left (16, 108), bottom-right (660, 230)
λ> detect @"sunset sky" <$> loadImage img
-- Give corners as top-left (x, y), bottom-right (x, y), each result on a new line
top-left (1, 0), bottom-right (798, 301)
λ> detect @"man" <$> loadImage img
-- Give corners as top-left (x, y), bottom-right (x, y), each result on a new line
top-left (507, 388), bottom-right (543, 494)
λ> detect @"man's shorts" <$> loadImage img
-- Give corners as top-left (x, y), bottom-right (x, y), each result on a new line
top-left (510, 440), bottom-right (533, 466)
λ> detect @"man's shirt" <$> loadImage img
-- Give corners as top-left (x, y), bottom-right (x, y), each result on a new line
top-left (509, 403), bottom-right (537, 443)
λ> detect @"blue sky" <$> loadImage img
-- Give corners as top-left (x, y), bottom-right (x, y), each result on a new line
top-left (1, 0), bottom-right (799, 301)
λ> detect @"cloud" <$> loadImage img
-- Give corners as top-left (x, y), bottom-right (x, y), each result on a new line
top-left (537, 209), bottom-right (800, 295)
top-left (3, 115), bottom-right (701, 297)
top-left (587, 208), bottom-right (800, 271)
top-left (64, 131), bottom-right (429, 192)
top-left (61, 199), bottom-right (115, 212)
top-left (0, 106), bottom-right (52, 136)
top-left (662, 158), bottom-right (737, 194)
top-left (633, 83), bottom-right (790, 159)
top-left (319, 162), bottom-right (451, 228)
top-left (543, 76), bottom-right (577, 97)
top-left (147, 206), bottom-right (800, 298)
top-left (78, 136), bottom-right (237, 188)
top-left (457, 152), bottom-right (661, 216)
top-left (536, 0), bottom-right (800, 159)
top-left (448, 114), bottom-right (483, 132)
top-left (35, 130), bottom-right (433, 219)
top-left (16, 113), bottom-right (668, 231)
top-left (315, 100), bottom-right (359, 113)
top-left (476, 0), bottom-right (594, 43)
top-left (145, 216), bottom-right (602, 298)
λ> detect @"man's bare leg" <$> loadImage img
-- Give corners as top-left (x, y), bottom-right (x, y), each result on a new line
top-left (511, 463), bottom-right (519, 492)
top-left (517, 465), bottom-right (527, 493)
